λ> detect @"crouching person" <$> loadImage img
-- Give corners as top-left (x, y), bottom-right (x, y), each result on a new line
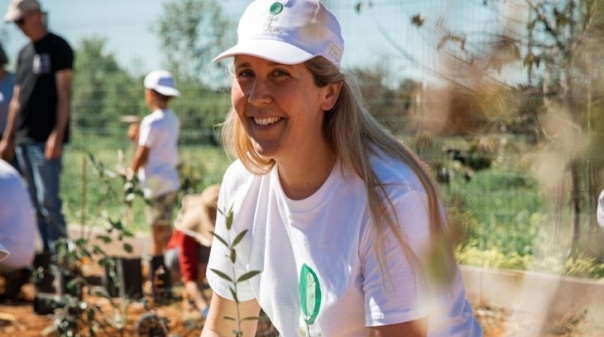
top-left (0, 159), bottom-right (36, 302)
top-left (164, 184), bottom-right (220, 318)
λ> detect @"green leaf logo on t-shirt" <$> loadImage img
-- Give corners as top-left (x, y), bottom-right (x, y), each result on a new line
top-left (299, 263), bottom-right (321, 325)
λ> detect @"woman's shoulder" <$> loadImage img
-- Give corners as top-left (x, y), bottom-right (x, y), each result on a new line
top-left (224, 159), bottom-right (249, 177)
top-left (222, 160), bottom-right (258, 191)
top-left (369, 150), bottom-right (424, 192)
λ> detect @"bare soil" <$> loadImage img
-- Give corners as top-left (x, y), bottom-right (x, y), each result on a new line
top-left (0, 266), bottom-right (600, 337)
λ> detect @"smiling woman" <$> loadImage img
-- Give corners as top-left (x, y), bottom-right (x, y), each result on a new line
top-left (202, 1), bottom-right (483, 337)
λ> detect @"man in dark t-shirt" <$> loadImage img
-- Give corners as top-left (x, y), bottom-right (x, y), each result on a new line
top-left (0, 0), bottom-right (73, 253)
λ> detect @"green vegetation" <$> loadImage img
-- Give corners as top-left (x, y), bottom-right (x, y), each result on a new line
top-left (59, 131), bottom-right (604, 280)
top-left (62, 132), bottom-right (232, 233)
top-left (55, 0), bottom-right (604, 281)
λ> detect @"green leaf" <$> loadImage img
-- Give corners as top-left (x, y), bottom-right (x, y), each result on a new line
top-left (230, 248), bottom-right (237, 264)
top-left (232, 229), bottom-right (248, 247)
top-left (210, 268), bottom-right (233, 282)
top-left (212, 232), bottom-right (228, 247)
top-left (225, 210), bottom-right (234, 230)
top-left (96, 235), bottom-right (112, 244)
top-left (237, 270), bottom-right (261, 283)
top-left (112, 219), bottom-right (124, 231)
top-left (123, 243), bottom-right (133, 253)
top-left (229, 286), bottom-right (239, 303)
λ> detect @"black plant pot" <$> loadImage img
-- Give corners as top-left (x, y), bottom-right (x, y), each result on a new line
top-left (32, 252), bottom-right (83, 315)
top-left (32, 252), bottom-right (57, 294)
top-left (102, 256), bottom-right (143, 299)
top-left (33, 293), bottom-right (66, 315)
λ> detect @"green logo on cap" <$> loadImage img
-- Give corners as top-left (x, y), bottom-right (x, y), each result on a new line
top-left (270, 2), bottom-right (284, 15)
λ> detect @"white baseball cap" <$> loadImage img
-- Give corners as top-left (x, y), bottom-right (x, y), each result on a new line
top-left (144, 70), bottom-right (180, 97)
top-left (0, 243), bottom-right (9, 262)
top-left (213, 0), bottom-right (344, 68)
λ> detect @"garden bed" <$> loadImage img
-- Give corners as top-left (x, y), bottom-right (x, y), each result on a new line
top-left (2, 270), bottom-right (602, 336)
top-left (2, 226), bottom-right (603, 336)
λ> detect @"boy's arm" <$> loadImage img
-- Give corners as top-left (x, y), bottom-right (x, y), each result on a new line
top-left (128, 145), bottom-right (150, 179)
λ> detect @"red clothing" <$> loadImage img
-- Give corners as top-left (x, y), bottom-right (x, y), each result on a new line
top-left (166, 229), bottom-right (199, 283)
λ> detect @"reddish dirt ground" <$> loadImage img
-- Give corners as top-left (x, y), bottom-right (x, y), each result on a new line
top-left (0, 283), bottom-right (210, 337)
top-left (0, 271), bottom-right (599, 337)
top-left (0, 283), bottom-right (502, 337)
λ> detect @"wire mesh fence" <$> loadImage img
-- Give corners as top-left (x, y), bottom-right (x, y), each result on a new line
top-left (1, 0), bottom-right (603, 269)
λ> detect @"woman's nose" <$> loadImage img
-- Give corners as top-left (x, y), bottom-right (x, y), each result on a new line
top-left (247, 78), bottom-right (272, 105)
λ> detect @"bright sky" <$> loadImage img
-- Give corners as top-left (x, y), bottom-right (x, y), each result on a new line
top-left (0, 0), bottom-right (522, 85)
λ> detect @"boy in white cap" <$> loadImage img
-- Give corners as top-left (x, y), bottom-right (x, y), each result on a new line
top-left (128, 70), bottom-right (181, 302)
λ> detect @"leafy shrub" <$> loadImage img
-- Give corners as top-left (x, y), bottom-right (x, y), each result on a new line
top-left (455, 246), bottom-right (530, 270)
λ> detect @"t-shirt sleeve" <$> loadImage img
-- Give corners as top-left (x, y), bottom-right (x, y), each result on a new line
top-left (138, 118), bottom-right (156, 148)
top-left (360, 188), bottom-right (433, 327)
top-left (53, 37), bottom-right (74, 71)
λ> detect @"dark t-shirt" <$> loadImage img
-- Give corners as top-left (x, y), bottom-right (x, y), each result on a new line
top-left (15, 32), bottom-right (73, 144)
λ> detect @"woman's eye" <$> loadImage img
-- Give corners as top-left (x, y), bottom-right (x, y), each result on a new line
top-left (237, 69), bottom-right (254, 78)
top-left (273, 69), bottom-right (289, 77)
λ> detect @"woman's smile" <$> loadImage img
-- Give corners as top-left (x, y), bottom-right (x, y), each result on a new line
top-left (253, 116), bottom-right (283, 126)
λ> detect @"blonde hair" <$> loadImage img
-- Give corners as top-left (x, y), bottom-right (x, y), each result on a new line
top-left (222, 56), bottom-right (455, 281)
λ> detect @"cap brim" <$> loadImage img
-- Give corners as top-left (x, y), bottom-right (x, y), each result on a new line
top-left (213, 39), bottom-right (314, 65)
top-left (155, 87), bottom-right (180, 97)
top-left (0, 243), bottom-right (9, 262)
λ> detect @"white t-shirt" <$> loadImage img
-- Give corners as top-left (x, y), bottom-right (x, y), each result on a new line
top-left (137, 108), bottom-right (180, 198)
top-left (0, 160), bottom-right (36, 270)
top-left (0, 72), bottom-right (15, 135)
top-left (208, 153), bottom-right (482, 337)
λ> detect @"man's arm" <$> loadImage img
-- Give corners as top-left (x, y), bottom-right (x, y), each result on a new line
top-left (45, 69), bottom-right (73, 159)
top-left (0, 85), bottom-right (20, 161)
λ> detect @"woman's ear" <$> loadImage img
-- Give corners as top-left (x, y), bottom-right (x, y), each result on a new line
top-left (320, 81), bottom-right (343, 111)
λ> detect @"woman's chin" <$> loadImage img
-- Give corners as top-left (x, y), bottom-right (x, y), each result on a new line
top-left (252, 140), bottom-right (282, 160)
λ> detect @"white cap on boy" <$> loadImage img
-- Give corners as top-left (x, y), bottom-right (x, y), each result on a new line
top-left (144, 70), bottom-right (180, 97)
top-left (213, 0), bottom-right (344, 68)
